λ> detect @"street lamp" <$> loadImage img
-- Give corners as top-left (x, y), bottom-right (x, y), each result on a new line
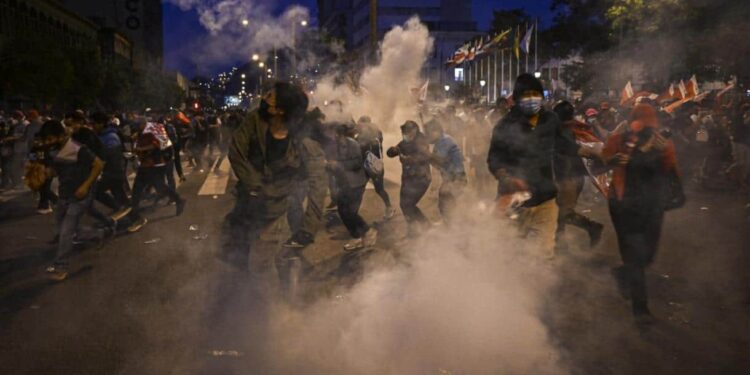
top-left (241, 19), bottom-right (249, 27)
top-left (444, 85), bottom-right (450, 92)
top-left (251, 54), bottom-right (259, 61)
top-left (241, 74), bottom-right (246, 79)
top-left (480, 80), bottom-right (486, 87)
top-left (534, 71), bottom-right (542, 79)
top-left (300, 20), bottom-right (308, 27)
top-left (258, 62), bottom-right (265, 68)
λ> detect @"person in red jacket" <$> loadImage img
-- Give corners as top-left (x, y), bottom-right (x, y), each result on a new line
top-left (602, 103), bottom-right (685, 324)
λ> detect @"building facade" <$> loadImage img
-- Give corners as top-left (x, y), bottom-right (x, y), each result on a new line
top-left (57, 0), bottom-right (162, 68)
top-left (318, 0), bottom-right (479, 85)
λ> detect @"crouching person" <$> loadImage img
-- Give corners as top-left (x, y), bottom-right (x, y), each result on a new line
top-left (424, 120), bottom-right (467, 225)
top-left (38, 120), bottom-right (103, 281)
top-left (221, 82), bottom-right (327, 283)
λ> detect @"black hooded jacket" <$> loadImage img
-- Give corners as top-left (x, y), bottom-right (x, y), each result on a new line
top-left (487, 106), bottom-right (580, 207)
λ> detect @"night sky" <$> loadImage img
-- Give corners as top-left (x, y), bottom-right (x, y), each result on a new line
top-left (163, 0), bottom-right (553, 78)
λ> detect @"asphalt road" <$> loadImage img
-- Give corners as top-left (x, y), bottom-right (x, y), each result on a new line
top-left (1, 161), bottom-right (749, 374)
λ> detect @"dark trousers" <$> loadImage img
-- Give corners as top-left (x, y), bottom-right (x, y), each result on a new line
top-left (220, 194), bottom-right (276, 269)
top-left (38, 177), bottom-right (58, 209)
top-left (97, 175), bottom-right (129, 211)
top-left (337, 185), bottom-right (369, 238)
top-left (165, 160), bottom-right (177, 192)
top-left (609, 199), bottom-right (664, 315)
top-left (173, 147), bottom-right (184, 178)
top-left (400, 177), bottom-right (430, 225)
top-left (368, 172), bottom-right (391, 207)
top-left (129, 166), bottom-right (181, 219)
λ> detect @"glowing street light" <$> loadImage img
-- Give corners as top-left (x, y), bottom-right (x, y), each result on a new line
top-left (241, 19), bottom-right (249, 27)
top-left (267, 69), bottom-right (272, 73)
top-left (258, 62), bottom-right (265, 68)
top-left (480, 80), bottom-right (486, 87)
top-left (251, 54), bottom-right (259, 61)
top-left (300, 20), bottom-right (308, 27)
top-left (534, 71), bottom-right (542, 79)
top-left (241, 73), bottom-right (246, 79)
top-left (444, 85), bottom-right (450, 92)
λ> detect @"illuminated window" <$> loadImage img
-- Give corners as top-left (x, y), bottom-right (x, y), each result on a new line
top-left (454, 68), bottom-right (464, 82)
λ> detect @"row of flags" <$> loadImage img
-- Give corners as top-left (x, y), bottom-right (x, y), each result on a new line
top-left (446, 23), bottom-right (535, 67)
top-left (620, 75), bottom-right (736, 113)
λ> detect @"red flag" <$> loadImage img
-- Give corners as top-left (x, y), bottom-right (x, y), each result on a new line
top-left (656, 84), bottom-right (675, 103)
top-left (677, 80), bottom-right (687, 99)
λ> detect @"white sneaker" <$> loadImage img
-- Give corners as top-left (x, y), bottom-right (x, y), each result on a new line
top-left (343, 238), bottom-right (364, 252)
top-left (37, 208), bottom-right (53, 215)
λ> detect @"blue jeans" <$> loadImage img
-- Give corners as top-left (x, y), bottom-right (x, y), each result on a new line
top-left (54, 196), bottom-right (89, 264)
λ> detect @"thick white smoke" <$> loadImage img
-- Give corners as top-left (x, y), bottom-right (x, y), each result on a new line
top-left (164, 0), bottom-right (309, 73)
top-left (268, 206), bottom-right (563, 374)
top-left (313, 17), bottom-right (433, 131)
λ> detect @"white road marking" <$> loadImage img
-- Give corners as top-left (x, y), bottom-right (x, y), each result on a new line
top-left (198, 158), bottom-right (231, 196)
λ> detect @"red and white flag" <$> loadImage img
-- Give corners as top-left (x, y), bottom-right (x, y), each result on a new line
top-left (678, 80), bottom-right (687, 99)
top-left (656, 84), bottom-right (675, 103)
top-left (685, 75), bottom-right (699, 98)
top-left (620, 81), bottom-right (634, 105)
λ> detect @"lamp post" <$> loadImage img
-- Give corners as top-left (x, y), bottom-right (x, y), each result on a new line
top-left (480, 80), bottom-right (487, 103)
top-left (291, 19), bottom-right (308, 79)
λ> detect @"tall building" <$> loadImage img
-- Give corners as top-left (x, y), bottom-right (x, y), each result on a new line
top-left (0, 0), bottom-right (132, 63)
top-left (57, 0), bottom-right (163, 68)
top-left (318, 0), bottom-right (479, 83)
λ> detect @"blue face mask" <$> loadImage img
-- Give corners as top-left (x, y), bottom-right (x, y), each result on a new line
top-left (519, 96), bottom-right (543, 116)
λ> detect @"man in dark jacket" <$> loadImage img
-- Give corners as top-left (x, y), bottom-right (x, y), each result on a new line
top-left (92, 112), bottom-right (130, 219)
top-left (487, 74), bottom-right (598, 258)
top-left (330, 123), bottom-right (377, 251)
top-left (387, 120), bottom-right (432, 237)
top-left (222, 82), bottom-right (327, 272)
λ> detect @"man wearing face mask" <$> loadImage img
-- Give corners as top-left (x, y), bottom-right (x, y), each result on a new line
top-left (487, 74), bottom-right (599, 259)
top-left (222, 82), bottom-right (327, 273)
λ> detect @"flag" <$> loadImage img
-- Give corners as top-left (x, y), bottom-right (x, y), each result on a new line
top-left (513, 25), bottom-right (520, 60)
top-left (447, 42), bottom-right (470, 66)
top-left (620, 81), bottom-right (634, 105)
top-left (475, 37), bottom-right (486, 58)
top-left (678, 80), bottom-right (687, 99)
top-left (417, 79), bottom-right (429, 102)
top-left (521, 24), bottom-right (534, 54)
top-left (656, 84), bottom-right (675, 103)
top-left (664, 97), bottom-right (692, 114)
top-left (467, 39), bottom-right (477, 61)
top-left (484, 28), bottom-right (511, 51)
top-left (685, 74), bottom-right (699, 98)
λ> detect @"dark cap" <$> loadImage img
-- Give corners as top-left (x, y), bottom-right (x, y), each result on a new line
top-left (400, 120), bottom-right (420, 133)
top-left (512, 73), bottom-right (544, 101)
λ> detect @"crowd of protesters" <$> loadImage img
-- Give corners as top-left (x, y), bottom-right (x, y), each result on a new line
top-left (2, 74), bottom-right (748, 324)
top-left (0, 107), bottom-right (246, 281)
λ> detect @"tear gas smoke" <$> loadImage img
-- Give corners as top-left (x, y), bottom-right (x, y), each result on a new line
top-left (164, 0), bottom-right (310, 73)
top-left (313, 17), bottom-right (434, 131)
top-left (268, 204), bottom-right (563, 374)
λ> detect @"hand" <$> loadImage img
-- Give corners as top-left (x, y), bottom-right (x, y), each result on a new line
top-left (74, 185), bottom-right (89, 200)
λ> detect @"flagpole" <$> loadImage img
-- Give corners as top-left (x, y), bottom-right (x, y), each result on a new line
top-left (493, 49), bottom-right (497, 103)
top-left (501, 49), bottom-right (505, 97)
top-left (534, 17), bottom-right (538, 72)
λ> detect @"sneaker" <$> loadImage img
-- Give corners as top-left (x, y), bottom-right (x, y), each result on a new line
top-left (127, 217), bottom-right (148, 233)
top-left (363, 228), bottom-right (378, 248)
top-left (343, 238), bottom-right (364, 252)
top-left (45, 264), bottom-right (69, 281)
top-left (37, 208), bottom-right (53, 215)
top-left (175, 199), bottom-right (187, 216)
top-left (110, 207), bottom-right (132, 221)
top-left (383, 206), bottom-right (396, 220)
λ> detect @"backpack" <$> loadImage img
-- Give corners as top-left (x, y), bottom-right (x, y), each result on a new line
top-left (363, 139), bottom-right (384, 177)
